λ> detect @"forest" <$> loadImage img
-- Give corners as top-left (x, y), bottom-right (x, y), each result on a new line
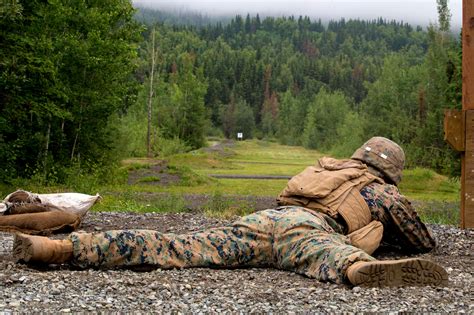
top-left (0, 0), bottom-right (461, 185)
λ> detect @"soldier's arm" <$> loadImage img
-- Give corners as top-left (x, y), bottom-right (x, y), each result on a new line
top-left (361, 183), bottom-right (436, 253)
top-left (386, 191), bottom-right (437, 253)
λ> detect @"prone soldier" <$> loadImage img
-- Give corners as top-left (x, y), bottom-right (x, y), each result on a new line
top-left (12, 137), bottom-right (448, 287)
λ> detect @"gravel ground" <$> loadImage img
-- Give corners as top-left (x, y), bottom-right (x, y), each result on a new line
top-left (0, 211), bottom-right (472, 313)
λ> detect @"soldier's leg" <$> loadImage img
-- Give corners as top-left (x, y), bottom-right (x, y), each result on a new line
top-left (273, 206), bottom-right (374, 284)
top-left (68, 210), bottom-right (276, 269)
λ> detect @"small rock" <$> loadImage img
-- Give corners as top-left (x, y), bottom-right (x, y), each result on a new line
top-left (352, 286), bottom-right (361, 293)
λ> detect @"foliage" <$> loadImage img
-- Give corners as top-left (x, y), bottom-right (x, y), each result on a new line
top-left (154, 136), bottom-right (192, 157)
top-left (0, 0), bottom-right (142, 183)
top-left (277, 90), bottom-right (307, 146)
top-left (220, 98), bottom-right (256, 139)
top-left (359, 52), bottom-right (424, 142)
top-left (330, 111), bottom-right (367, 158)
top-left (302, 88), bottom-right (351, 150)
top-left (156, 53), bottom-right (209, 149)
top-left (436, 0), bottom-right (451, 32)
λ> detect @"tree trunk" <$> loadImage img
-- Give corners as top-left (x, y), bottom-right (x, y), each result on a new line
top-left (71, 69), bottom-right (86, 162)
top-left (43, 117), bottom-right (51, 180)
top-left (147, 28), bottom-right (156, 158)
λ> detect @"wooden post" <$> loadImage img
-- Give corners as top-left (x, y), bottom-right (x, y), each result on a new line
top-left (462, 0), bottom-right (474, 228)
top-left (446, 1), bottom-right (474, 228)
top-left (463, 111), bottom-right (474, 228)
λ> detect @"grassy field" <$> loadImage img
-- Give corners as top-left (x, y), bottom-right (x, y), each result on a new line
top-left (109, 139), bottom-right (461, 224)
top-left (151, 140), bottom-right (460, 200)
top-left (0, 139), bottom-right (461, 225)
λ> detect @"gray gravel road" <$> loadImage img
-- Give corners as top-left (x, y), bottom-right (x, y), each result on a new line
top-left (0, 211), bottom-right (472, 313)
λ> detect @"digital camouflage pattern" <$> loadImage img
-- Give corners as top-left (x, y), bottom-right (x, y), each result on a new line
top-left (69, 206), bottom-right (374, 284)
top-left (360, 182), bottom-right (436, 252)
top-left (352, 136), bottom-right (405, 185)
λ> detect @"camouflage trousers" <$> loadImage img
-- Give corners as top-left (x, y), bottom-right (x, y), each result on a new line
top-left (69, 206), bottom-right (374, 284)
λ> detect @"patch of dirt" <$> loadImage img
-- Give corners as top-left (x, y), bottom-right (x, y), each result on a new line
top-left (127, 161), bottom-right (181, 186)
top-left (202, 139), bottom-right (236, 157)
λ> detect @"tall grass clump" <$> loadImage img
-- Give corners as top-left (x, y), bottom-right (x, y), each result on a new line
top-left (203, 191), bottom-right (255, 218)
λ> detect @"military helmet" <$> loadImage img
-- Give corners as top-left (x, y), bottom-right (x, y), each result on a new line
top-left (351, 137), bottom-right (405, 185)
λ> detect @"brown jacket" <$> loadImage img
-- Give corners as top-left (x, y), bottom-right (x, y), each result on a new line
top-left (277, 157), bottom-right (383, 233)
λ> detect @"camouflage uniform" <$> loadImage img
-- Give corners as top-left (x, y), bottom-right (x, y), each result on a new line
top-left (360, 182), bottom-right (436, 252)
top-left (69, 206), bottom-right (374, 284)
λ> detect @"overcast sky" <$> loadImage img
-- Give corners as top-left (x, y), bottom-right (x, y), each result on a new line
top-left (133, 0), bottom-right (462, 29)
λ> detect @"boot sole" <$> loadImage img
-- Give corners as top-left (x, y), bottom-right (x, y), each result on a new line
top-left (13, 233), bottom-right (34, 263)
top-left (350, 258), bottom-right (448, 287)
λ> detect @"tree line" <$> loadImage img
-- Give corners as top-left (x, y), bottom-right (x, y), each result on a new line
top-left (133, 6), bottom-right (461, 174)
top-left (0, 1), bottom-right (461, 185)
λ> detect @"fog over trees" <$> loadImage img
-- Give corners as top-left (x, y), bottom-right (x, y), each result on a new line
top-left (133, 0), bottom-right (462, 30)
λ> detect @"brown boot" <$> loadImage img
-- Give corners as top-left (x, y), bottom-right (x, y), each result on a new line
top-left (13, 233), bottom-right (73, 264)
top-left (346, 258), bottom-right (448, 287)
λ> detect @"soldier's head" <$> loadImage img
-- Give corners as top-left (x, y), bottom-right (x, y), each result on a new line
top-left (351, 136), bottom-right (405, 185)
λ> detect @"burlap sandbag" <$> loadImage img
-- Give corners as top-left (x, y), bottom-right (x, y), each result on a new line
top-left (3, 190), bottom-right (100, 218)
top-left (5, 203), bottom-right (59, 215)
top-left (0, 211), bottom-right (81, 235)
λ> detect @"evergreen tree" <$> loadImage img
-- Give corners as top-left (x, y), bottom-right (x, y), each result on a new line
top-left (302, 88), bottom-right (350, 150)
top-left (158, 53), bottom-right (208, 149)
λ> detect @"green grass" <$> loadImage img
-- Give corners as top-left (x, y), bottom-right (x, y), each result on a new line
top-left (202, 191), bottom-right (256, 219)
top-left (415, 201), bottom-right (460, 226)
top-left (93, 192), bottom-right (189, 213)
top-left (171, 140), bottom-right (321, 176)
top-left (166, 140), bottom-right (460, 202)
top-left (399, 168), bottom-right (460, 202)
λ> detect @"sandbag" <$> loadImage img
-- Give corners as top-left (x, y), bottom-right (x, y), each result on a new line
top-left (0, 211), bottom-right (81, 235)
top-left (0, 202), bottom-right (7, 214)
top-left (36, 192), bottom-right (100, 218)
top-left (1, 190), bottom-right (100, 235)
top-left (6, 203), bottom-right (56, 215)
top-left (3, 190), bottom-right (100, 218)
top-left (5, 190), bottom-right (41, 203)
